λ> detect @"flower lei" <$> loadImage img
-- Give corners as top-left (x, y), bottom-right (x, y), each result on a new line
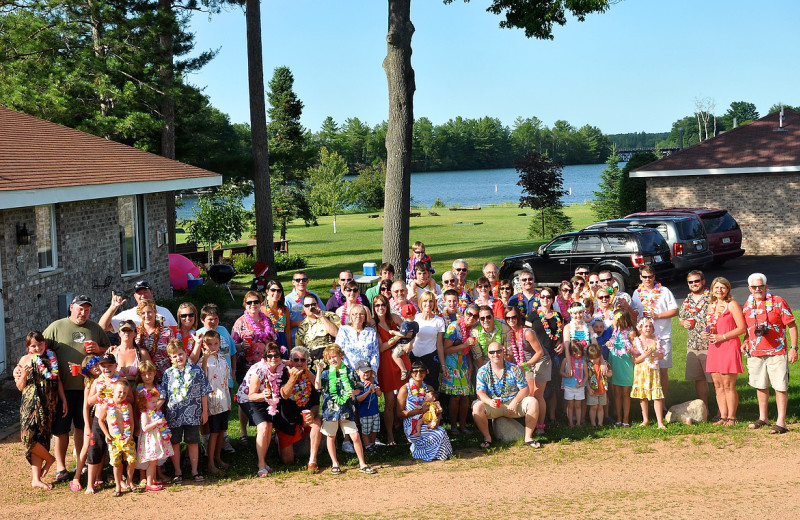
top-left (137, 319), bottom-right (161, 357)
top-left (486, 364), bottom-right (511, 399)
top-left (408, 379), bottom-right (426, 399)
top-left (746, 291), bottom-right (775, 319)
top-left (32, 350), bottom-right (59, 380)
top-left (637, 282), bottom-right (662, 314)
top-left (683, 288), bottom-right (710, 314)
top-left (175, 328), bottom-right (196, 355)
top-left (476, 321), bottom-right (503, 358)
top-left (243, 311), bottom-right (273, 346)
top-left (147, 409), bottom-right (171, 441)
top-left (108, 401), bottom-right (132, 440)
top-left (265, 306), bottom-right (286, 333)
top-left (705, 301), bottom-right (728, 334)
top-left (508, 327), bottom-right (526, 366)
top-left (571, 357), bottom-right (585, 385)
top-left (96, 373), bottom-right (119, 407)
top-left (458, 319), bottom-right (472, 353)
top-left (292, 370), bottom-right (313, 407)
top-left (537, 307), bottom-right (563, 341)
top-left (168, 364), bottom-right (195, 401)
top-left (609, 328), bottom-right (632, 357)
top-left (328, 364), bottom-right (353, 405)
top-left (516, 291), bottom-right (541, 316)
top-left (264, 364), bottom-right (284, 415)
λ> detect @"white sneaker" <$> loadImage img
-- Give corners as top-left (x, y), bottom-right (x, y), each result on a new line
top-left (221, 433), bottom-right (236, 454)
top-left (342, 440), bottom-right (356, 454)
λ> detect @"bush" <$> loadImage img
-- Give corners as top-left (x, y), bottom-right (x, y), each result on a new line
top-left (528, 207), bottom-right (574, 239)
top-left (157, 284), bottom-right (233, 318)
top-left (432, 198), bottom-right (446, 208)
top-left (233, 253), bottom-right (256, 276)
top-left (274, 252), bottom-right (307, 272)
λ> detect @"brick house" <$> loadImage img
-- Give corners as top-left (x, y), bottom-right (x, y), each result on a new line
top-left (631, 108), bottom-right (800, 255)
top-left (0, 107), bottom-right (221, 373)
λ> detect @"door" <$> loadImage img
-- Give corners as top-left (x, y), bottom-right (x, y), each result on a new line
top-left (535, 235), bottom-right (575, 282)
top-left (571, 233), bottom-right (606, 272)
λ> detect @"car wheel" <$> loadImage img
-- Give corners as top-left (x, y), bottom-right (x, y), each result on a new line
top-left (610, 272), bottom-right (626, 294)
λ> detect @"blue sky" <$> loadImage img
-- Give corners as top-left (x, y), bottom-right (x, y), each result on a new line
top-left (186, 0), bottom-right (799, 135)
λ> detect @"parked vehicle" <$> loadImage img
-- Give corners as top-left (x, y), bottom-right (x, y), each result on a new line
top-left (498, 227), bottom-right (674, 294)
top-left (585, 215), bottom-right (713, 273)
top-left (625, 208), bottom-right (745, 265)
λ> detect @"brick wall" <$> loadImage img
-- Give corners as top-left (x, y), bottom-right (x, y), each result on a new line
top-left (1, 194), bottom-right (170, 369)
top-left (646, 172), bottom-right (800, 255)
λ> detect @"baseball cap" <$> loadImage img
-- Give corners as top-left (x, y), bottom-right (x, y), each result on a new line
top-left (400, 303), bottom-right (417, 318)
top-left (119, 320), bottom-right (136, 332)
top-left (355, 360), bottom-right (373, 372)
top-left (133, 280), bottom-right (152, 292)
top-left (99, 353), bottom-right (117, 365)
top-left (71, 295), bottom-right (93, 306)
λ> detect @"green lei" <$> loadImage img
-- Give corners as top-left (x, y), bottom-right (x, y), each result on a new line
top-left (328, 364), bottom-right (352, 405)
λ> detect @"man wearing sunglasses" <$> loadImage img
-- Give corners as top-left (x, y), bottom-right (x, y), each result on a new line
top-left (326, 270), bottom-right (360, 312)
top-left (472, 342), bottom-right (540, 449)
top-left (596, 270), bottom-right (633, 315)
top-left (482, 262), bottom-right (501, 299)
top-left (508, 269), bottom-right (540, 315)
top-left (452, 259), bottom-right (474, 311)
top-left (631, 266), bottom-right (678, 393)
top-left (286, 270), bottom-right (325, 342)
top-left (295, 295), bottom-right (341, 362)
top-left (365, 262), bottom-right (395, 305)
top-left (678, 271), bottom-right (712, 408)
top-left (99, 279), bottom-right (177, 333)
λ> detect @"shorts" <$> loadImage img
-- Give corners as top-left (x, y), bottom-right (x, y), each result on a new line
top-left (685, 350), bottom-right (712, 382)
top-left (276, 424), bottom-right (312, 450)
top-left (586, 393), bottom-right (607, 406)
top-left (473, 396), bottom-right (536, 420)
top-left (658, 337), bottom-right (673, 369)
top-left (564, 386), bottom-right (585, 401)
top-left (393, 345), bottom-right (406, 358)
top-left (747, 355), bottom-right (789, 392)
top-left (321, 419), bottom-right (358, 437)
top-left (239, 401), bottom-right (273, 427)
top-left (52, 389), bottom-right (86, 435)
top-left (360, 414), bottom-right (381, 434)
top-left (207, 411), bottom-right (230, 434)
top-left (86, 418), bottom-right (108, 465)
top-left (528, 355), bottom-right (552, 383)
top-left (170, 424), bottom-right (201, 445)
top-left (108, 437), bottom-right (137, 466)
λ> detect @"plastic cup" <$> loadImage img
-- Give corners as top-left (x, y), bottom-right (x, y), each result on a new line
top-left (70, 364), bottom-right (81, 376)
top-left (493, 398), bottom-right (502, 408)
top-left (84, 341), bottom-right (93, 352)
top-left (301, 410), bottom-right (312, 423)
top-left (686, 319), bottom-right (696, 328)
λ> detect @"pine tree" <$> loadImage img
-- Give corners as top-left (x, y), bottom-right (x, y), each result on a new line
top-left (591, 146), bottom-right (623, 221)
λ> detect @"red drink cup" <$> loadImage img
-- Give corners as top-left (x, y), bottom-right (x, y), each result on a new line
top-left (493, 398), bottom-right (502, 408)
top-left (70, 364), bottom-right (81, 376)
top-left (301, 410), bottom-right (312, 423)
top-left (686, 319), bottom-right (696, 328)
top-left (84, 341), bottom-right (93, 352)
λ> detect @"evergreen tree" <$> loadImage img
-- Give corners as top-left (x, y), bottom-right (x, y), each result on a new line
top-left (528, 207), bottom-right (574, 239)
top-left (516, 151), bottom-right (568, 238)
top-left (591, 146), bottom-right (623, 221)
top-left (618, 151), bottom-right (658, 216)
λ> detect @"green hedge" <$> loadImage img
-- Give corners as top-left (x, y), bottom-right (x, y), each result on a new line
top-left (232, 252), bottom-right (307, 275)
top-left (157, 284), bottom-right (234, 317)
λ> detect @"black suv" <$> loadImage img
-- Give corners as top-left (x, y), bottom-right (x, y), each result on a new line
top-left (498, 227), bottom-right (674, 293)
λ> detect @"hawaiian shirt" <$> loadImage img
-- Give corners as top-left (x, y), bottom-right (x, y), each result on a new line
top-left (742, 293), bottom-right (795, 357)
top-left (475, 361), bottom-right (527, 402)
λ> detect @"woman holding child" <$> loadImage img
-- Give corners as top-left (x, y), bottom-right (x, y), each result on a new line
top-left (397, 361), bottom-right (452, 461)
top-left (135, 299), bottom-right (175, 379)
top-left (373, 294), bottom-right (410, 445)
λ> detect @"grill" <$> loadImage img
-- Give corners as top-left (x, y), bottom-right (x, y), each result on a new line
top-left (208, 264), bottom-right (236, 300)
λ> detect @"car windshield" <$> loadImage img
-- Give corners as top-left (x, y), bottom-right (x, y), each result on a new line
top-left (676, 218), bottom-right (704, 239)
top-left (702, 213), bottom-right (739, 234)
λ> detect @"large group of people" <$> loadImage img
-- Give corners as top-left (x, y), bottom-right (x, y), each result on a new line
top-left (11, 246), bottom-right (799, 492)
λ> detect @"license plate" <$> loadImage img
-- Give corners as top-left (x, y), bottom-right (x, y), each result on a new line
top-left (654, 255), bottom-right (662, 262)
top-left (722, 237), bottom-right (731, 244)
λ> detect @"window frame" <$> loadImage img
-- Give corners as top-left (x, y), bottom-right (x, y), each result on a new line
top-left (36, 204), bottom-right (58, 272)
top-left (118, 195), bottom-right (149, 275)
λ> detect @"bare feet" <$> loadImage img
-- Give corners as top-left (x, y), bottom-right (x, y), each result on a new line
top-left (84, 486), bottom-right (96, 495)
top-left (40, 456), bottom-right (55, 479)
top-left (207, 466), bottom-right (221, 475)
top-left (215, 459), bottom-right (229, 469)
top-left (31, 480), bottom-right (53, 491)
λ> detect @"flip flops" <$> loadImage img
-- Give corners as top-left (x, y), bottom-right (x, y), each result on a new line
top-left (479, 440), bottom-right (492, 449)
top-left (770, 424), bottom-right (788, 434)
top-left (359, 465), bottom-right (377, 474)
top-left (55, 470), bottom-right (71, 483)
top-left (330, 466), bottom-right (342, 475)
top-left (524, 440), bottom-right (542, 448)
top-left (69, 480), bottom-right (82, 492)
top-left (748, 419), bottom-right (771, 429)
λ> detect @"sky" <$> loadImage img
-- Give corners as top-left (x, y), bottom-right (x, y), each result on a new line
top-left (186, 0), bottom-right (800, 135)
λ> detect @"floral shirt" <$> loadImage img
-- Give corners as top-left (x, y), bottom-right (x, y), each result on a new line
top-left (475, 361), bottom-right (527, 402)
top-left (231, 314), bottom-right (276, 368)
top-left (136, 326), bottom-right (175, 379)
top-left (678, 290), bottom-right (709, 351)
top-left (204, 354), bottom-right (231, 415)
top-left (235, 360), bottom-right (269, 404)
top-left (335, 326), bottom-right (379, 373)
top-left (470, 320), bottom-right (507, 361)
top-left (161, 364), bottom-right (212, 428)
top-left (742, 293), bottom-right (795, 357)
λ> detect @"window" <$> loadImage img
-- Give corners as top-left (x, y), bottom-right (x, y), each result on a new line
top-left (545, 236), bottom-right (574, 254)
top-left (36, 205), bottom-right (57, 271)
top-left (701, 212), bottom-right (739, 234)
top-left (574, 235), bottom-right (604, 254)
top-left (676, 218), bottom-right (704, 239)
top-left (118, 195), bottom-right (148, 274)
top-left (604, 234), bottom-right (635, 253)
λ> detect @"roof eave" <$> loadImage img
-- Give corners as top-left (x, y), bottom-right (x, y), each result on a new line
top-left (630, 165), bottom-right (800, 178)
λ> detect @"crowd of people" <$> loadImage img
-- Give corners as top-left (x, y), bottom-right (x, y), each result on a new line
top-left (12, 244), bottom-right (798, 492)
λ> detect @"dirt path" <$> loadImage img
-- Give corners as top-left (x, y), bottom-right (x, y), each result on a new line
top-left (2, 431), bottom-right (800, 519)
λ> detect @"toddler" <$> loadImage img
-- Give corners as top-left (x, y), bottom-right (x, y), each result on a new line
top-left (415, 391), bottom-right (443, 436)
top-left (162, 338), bottom-right (211, 482)
top-left (135, 360), bottom-right (171, 489)
top-left (586, 344), bottom-right (611, 427)
top-left (314, 344), bottom-right (376, 475)
top-left (560, 340), bottom-right (587, 427)
top-left (630, 318), bottom-right (666, 429)
top-left (201, 330), bottom-right (232, 473)
top-left (389, 304), bottom-right (419, 379)
top-left (406, 240), bottom-right (433, 285)
top-left (355, 360), bottom-right (383, 453)
top-left (605, 309), bottom-right (636, 427)
top-left (97, 379), bottom-right (136, 497)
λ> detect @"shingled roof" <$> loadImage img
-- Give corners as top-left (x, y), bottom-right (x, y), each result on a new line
top-left (631, 108), bottom-right (800, 177)
top-left (0, 106), bottom-right (221, 208)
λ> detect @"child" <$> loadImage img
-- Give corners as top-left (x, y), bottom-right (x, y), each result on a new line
top-left (560, 340), bottom-right (587, 427)
top-left (354, 360), bottom-right (383, 453)
top-left (135, 360), bottom-right (171, 489)
top-left (85, 352), bottom-right (123, 495)
top-left (439, 289), bottom-right (461, 325)
top-left (591, 317), bottom-right (612, 353)
top-left (389, 303), bottom-right (419, 379)
top-left (405, 240), bottom-right (433, 285)
top-left (605, 309), bottom-right (636, 427)
top-left (201, 330), bottom-right (232, 473)
top-left (414, 391), bottom-right (443, 435)
top-left (630, 318), bottom-right (666, 429)
top-left (586, 344), bottom-right (611, 427)
top-left (314, 344), bottom-right (376, 475)
top-left (162, 338), bottom-right (212, 482)
top-left (70, 354), bottom-right (101, 492)
top-left (96, 379), bottom-right (136, 497)
top-left (14, 331), bottom-right (64, 491)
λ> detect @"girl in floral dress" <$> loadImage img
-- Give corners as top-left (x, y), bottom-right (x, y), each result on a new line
top-left (630, 318), bottom-right (666, 429)
top-left (442, 309), bottom-right (478, 435)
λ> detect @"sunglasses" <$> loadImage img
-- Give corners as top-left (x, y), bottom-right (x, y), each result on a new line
top-left (411, 368), bottom-right (426, 374)
top-left (576, 271), bottom-right (589, 276)
top-left (477, 284), bottom-right (490, 289)
top-left (465, 312), bottom-right (479, 319)
top-left (749, 285), bottom-right (765, 290)
top-left (499, 287), bottom-right (512, 292)
top-left (380, 286), bottom-right (391, 291)
top-left (246, 300), bottom-right (261, 306)
top-left (687, 279), bottom-right (703, 285)
top-left (293, 277), bottom-right (309, 283)
top-left (479, 315), bottom-right (493, 321)
top-left (573, 281), bottom-right (585, 287)
top-left (454, 268), bottom-right (467, 273)
top-left (179, 313), bottom-right (195, 319)
top-left (374, 303), bottom-right (386, 308)
top-left (599, 278), bottom-right (612, 282)
top-left (598, 296), bottom-right (610, 301)
top-left (414, 250), bottom-right (425, 254)
top-left (589, 280), bottom-right (599, 285)
top-left (488, 350), bottom-right (503, 355)
top-left (344, 287), bottom-right (358, 292)
top-left (303, 303), bottom-right (316, 308)
top-left (292, 357), bottom-right (307, 363)
top-left (520, 278), bottom-right (533, 283)
top-left (540, 294), bottom-right (553, 299)
top-left (561, 288), bottom-right (571, 293)
top-left (265, 353), bottom-right (281, 359)
top-left (443, 279), bottom-right (456, 284)
top-left (640, 275), bottom-right (654, 279)
top-left (268, 287), bottom-right (282, 292)
top-left (505, 315), bottom-right (518, 320)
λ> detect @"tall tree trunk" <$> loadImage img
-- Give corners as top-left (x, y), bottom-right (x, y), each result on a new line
top-left (246, 0), bottom-right (275, 272)
top-left (159, 0), bottom-right (177, 253)
top-left (87, 0), bottom-right (110, 136)
top-left (382, 0), bottom-right (414, 275)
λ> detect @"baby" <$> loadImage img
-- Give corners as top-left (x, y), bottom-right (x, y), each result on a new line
top-left (413, 391), bottom-right (442, 436)
top-left (389, 304), bottom-right (419, 379)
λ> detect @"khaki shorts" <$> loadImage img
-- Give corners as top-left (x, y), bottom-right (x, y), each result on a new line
top-left (586, 393), bottom-right (607, 406)
top-left (321, 419), bottom-right (358, 437)
top-left (747, 355), bottom-right (789, 392)
top-left (685, 350), bottom-right (712, 382)
top-left (473, 396), bottom-right (536, 419)
top-left (658, 337), bottom-right (673, 369)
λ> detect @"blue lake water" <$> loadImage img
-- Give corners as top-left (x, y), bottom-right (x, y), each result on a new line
top-left (176, 163), bottom-right (613, 220)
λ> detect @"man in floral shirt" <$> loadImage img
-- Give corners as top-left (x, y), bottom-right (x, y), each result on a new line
top-left (678, 270), bottom-right (711, 408)
top-left (742, 273), bottom-right (798, 434)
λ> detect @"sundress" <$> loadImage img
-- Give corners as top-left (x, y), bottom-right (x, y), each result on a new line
top-left (607, 328), bottom-right (634, 387)
top-left (402, 381), bottom-right (452, 461)
top-left (630, 337), bottom-right (664, 400)
top-left (137, 411), bottom-right (174, 463)
top-left (19, 356), bottom-right (58, 463)
top-left (441, 321), bottom-right (473, 395)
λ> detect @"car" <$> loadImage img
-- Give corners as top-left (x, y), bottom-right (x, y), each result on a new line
top-left (625, 208), bottom-right (745, 265)
top-left (498, 227), bottom-right (674, 294)
top-left (584, 215), bottom-right (713, 273)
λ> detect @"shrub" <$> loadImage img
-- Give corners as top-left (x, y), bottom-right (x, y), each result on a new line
top-left (432, 198), bottom-right (446, 208)
top-left (157, 284), bottom-right (233, 318)
top-left (233, 253), bottom-right (256, 275)
top-left (274, 252), bottom-right (307, 272)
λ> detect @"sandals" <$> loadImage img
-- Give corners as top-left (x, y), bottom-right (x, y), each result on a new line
top-left (479, 440), bottom-right (492, 449)
top-left (770, 424), bottom-right (789, 434)
top-left (399, 369), bottom-right (409, 380)
top-left (723, 419), bottom-right (737, 427)
top-left (359, 465), bottom-right (377, 474)
top-left (193, 473), bottom-right (205, 482)
top-left (145, 484), bottom-right (163, 492)
top-left (712, 417), bottom-right (728, 426)
top-left (172, 475), bottom-right (183, 484)
top-left (386, 441), bottom-right (397, 447)
top-left (55, 470), bottom-right (71, 483)
top-left (524, 440), bottom-right (542, 448)
top-left (239, 435), bottom-right (249, 444)
top-left (112, 490), bottom-right (123, 497)
top-left (330, 466), bottom-right (342, 475)
top-left (69, 480), bottom-right (82, 492)
top-left (748, 419), bottom-right (771, 429)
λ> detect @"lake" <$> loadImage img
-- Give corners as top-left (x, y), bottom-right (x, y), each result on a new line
top-left (176, 162), bottom-right (614, 220)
